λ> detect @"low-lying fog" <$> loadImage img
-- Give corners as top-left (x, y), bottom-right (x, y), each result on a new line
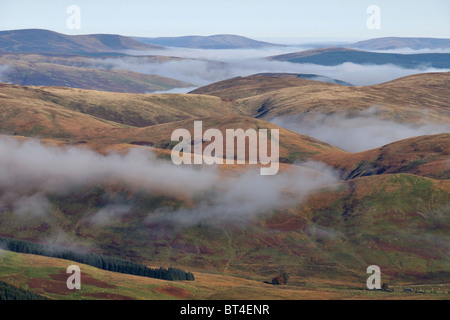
top-left (272, 108), bottom-right (450, 152)
top-left (87, 46), bottom-right (450, 89)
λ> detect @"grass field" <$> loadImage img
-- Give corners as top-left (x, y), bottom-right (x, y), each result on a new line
top-left (1, 249), bottom-right (448, 300)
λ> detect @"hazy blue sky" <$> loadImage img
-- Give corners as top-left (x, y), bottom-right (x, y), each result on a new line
top-left (0, 0), bottom-right (449, 41)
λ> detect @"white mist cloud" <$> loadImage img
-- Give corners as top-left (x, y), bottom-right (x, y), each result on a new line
top-left (12, 193), bottom-right (53, 218)
top-left (89, 204), bottom-right (132, 226)
top-left (40, 229), bottom-right (90, 252)
top-left (92, 50), bottom-right (449, 87)
top-left (0, 65), bottom-right (12, 83)
top-left (272, 108), bottom-right (450, 152)
top-left (0, 192), bottom-right (52, 219)
top-left (0, 136), bottom-right (339, 225)
top-left (304, 223), bottom-right (340, 240)
top-left (148, 86), bottom-right (199, 94)
top-left (284, 62), bottom-right (450, 86)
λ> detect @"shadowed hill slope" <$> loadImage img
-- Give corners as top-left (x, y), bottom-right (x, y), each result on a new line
top-left (0, 83), bottom-right (231, 129)
top-left (315, 134), bottom-right (450, 180)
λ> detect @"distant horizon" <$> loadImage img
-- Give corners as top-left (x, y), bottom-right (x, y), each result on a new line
top-left (1, 27), bottom-right (450, 46)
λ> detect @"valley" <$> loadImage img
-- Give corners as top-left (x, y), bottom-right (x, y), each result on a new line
top-left (0, 25), bottom-right (449, 302)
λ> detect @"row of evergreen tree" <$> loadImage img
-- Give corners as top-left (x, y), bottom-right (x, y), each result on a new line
top-left (0, 281), bottom-right (49, 300)
top-left (0, 236), bottom-right (194, 281)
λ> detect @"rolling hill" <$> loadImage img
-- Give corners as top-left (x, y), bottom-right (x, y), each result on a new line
top-left (5, 249), bottom-right (442, 300)
top-left (190, 73), bottom-right (334, 99)
top-left (190, 73), bottom-right (355, 99)
top-left (315, 134), bottom-right (450, 180)
top-left (190, 72), bottom-right (450, 124)
top-left (1, 72), bottom-right (448, 155)
top-left (132, 34), bottom-right (282, 49)
top-left (0, 83), bottom-right (230, 132)
top-left (0, 29), bottom-right (164, 54)
top-left (268, 47), bottom-right (450, 69)
top-left (0, 52), bottom-right (191, 93)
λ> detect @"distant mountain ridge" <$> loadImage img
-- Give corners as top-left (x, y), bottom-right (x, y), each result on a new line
top-left (132, 34), bottom-right (283, 49)
top-left (243, 73), bottom-right (353, 86)
top-left (0, 29), bottom-right (164, 54)
top-left (350, 37), bottom-right (450, 50)
top-left (3, 30), bottom-right (449, 53)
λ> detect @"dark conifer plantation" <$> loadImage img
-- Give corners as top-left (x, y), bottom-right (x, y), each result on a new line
top-left (0, 281), bottom-right (49, 300)
top-left (0, 237), bottom-right (194, 281)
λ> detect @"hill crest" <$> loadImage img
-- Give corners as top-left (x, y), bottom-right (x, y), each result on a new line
top-left (132, 34), bottom-right (282, 49)
top-left (0, 29), bottom-right (164, 54)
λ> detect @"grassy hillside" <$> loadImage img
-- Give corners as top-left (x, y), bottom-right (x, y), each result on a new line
top-left (0, 172), bottom-right (448, 289)
top-left (0, 83), bottom-right (230, 137)
top-left (2, 72), bottom-right (448, 142)
top-left (192, 73), bottom-right (450, 124)
top-left (0, 29), bottom-right (164, 54)
top-left (4, 250), bottom-right (446, 300)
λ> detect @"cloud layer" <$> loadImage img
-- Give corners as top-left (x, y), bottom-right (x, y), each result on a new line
top-left (88, 47), bottom-right (450, 87)
top-left (147, 161), bottom-right (339, 226)
top-left (0, 137), bottom-right (339, 226)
